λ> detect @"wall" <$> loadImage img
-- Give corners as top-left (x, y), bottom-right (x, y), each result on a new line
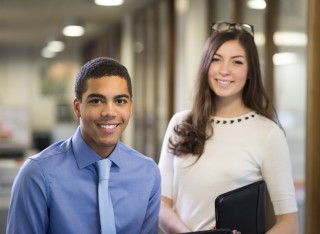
top-left (0, 47), bottom-right (81, 133)
top-left (174, 0), bottom-right (208, 112)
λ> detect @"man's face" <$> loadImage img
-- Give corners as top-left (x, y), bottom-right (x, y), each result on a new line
top-left (73, 76), bottom-right (132, 157)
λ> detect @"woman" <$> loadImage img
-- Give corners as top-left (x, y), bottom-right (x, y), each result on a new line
top-left (158, 22), bottom-right (299, 234)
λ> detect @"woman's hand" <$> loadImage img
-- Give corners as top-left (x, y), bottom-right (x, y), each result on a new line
top-left (211, 221), bottom-right (216, 230)
top-left (211, 221), bottom-right (240, 234)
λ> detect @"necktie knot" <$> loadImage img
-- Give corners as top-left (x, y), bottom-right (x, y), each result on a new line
top-left (96, 159), bottom-right (112, 181)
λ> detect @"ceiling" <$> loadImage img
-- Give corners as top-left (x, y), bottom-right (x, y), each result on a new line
top-left (0, 0), bottom-right (307, 57)
top-left (0, 0), bottom-right (156, 53)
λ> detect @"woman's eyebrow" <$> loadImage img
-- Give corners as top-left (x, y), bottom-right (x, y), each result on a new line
top-left (232, 55), bottom-right (246, 59)
top-left (214, 52), bottom-right (245, 59)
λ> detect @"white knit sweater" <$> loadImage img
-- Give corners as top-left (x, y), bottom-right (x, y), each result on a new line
top-left (158, 110), bottom-right (298, 231)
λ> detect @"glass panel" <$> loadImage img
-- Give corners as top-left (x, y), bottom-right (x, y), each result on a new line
top-left (133, 13), bottom-right (146, 154)
top-left (211, 0), bottom-right (306, 231)
top-left (132, 2), bottom-right (171, 161)
top-left (274, 0), bottom-right (307, 232)
top-left (210, 0), bottom-right (233, 22)
top-left (156, 0), bottom-right (170, 163)
top-left (242, 2), bottom-right (266, 79)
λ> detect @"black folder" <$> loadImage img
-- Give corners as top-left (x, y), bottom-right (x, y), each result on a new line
top-left (181, 229), bottom-right (232, 234)
top-left (215, 181), bottom-right (266, 234)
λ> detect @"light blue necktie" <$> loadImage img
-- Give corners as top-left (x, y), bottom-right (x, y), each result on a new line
top-left (96, 159), bottom-right (116, 234)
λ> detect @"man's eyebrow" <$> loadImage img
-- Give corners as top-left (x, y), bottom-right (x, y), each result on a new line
top-left (115, 94), bottom-right (130, 99)
top-left (87, 93), bottom-right (105, 99)
top-left (87, 93), bottom-right (130, 100)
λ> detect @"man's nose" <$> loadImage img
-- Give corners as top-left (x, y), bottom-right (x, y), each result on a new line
top-left (101, 102), bottom-right (117, 117)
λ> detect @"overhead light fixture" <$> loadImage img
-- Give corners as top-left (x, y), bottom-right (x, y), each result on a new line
top-left (254, 33), bottom-right (265, 47)
top-left (41, 47), bottom-right (56, 58)
top-left (94, 0), bottom-right (124, 6)
top-left (273, 32), bottom-right (307, 46)
top-left (63, 25), bottom-right (85, 37)
top-left (46, 40), bottom-right (65, 52)
top-left (175, 0), bottom-right (189, 13)
top-left (62, 20), bottom-right (85, 37)
top-left (41, 38), bottom-right (65, 58)
top-left (273, 52), bottom-right (299, 65)
top-left (247, 0), bottom-right (266, 10)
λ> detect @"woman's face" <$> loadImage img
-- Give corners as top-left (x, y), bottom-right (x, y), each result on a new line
top-left (208, 39), bottom-right (249, 103)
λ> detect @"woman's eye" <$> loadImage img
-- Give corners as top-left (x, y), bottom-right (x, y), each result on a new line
top-left (211, 57), bottom-right (220, 62)
top-left (233, 60), bottom-right (244, 65)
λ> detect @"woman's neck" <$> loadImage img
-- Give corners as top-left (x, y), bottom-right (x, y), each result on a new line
top-left (215, 98), bottom-right (252, 118)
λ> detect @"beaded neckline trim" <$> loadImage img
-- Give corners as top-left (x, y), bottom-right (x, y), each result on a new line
top-left (211, 112), bottom-right (256, 124)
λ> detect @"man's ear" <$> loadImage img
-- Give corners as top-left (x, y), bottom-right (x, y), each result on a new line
top-left (130, 99), bottom-right (134, 115)
top-left (73, 98), bottom-right (81, 118)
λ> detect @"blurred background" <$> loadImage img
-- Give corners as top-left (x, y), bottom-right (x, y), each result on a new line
top-left (0, 0), bottom-right (316, 233)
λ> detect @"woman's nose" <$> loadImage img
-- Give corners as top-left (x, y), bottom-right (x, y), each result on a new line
top-left (218, 62), bottom-right (230, 76)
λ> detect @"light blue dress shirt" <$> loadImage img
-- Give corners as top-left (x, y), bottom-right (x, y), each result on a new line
top-left (6, 127), bottom-right (161, 234)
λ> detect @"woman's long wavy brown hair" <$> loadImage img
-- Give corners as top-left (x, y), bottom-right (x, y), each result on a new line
top-left (169, 29), bottom-right (281, 158)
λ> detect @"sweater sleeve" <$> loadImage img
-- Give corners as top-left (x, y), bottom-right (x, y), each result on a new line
top-left (261, 126), bottom-right (298, 215)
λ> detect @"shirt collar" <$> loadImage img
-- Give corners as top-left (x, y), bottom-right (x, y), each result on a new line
top-left (72, 127), bottom-right (122, 169)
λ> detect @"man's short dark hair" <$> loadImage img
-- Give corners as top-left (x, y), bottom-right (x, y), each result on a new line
top-left (75, 57), bottom-right (132, 101)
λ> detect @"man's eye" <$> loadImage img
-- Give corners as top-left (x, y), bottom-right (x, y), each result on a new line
top-left (116, 99), bottom-right (128, 104)
top-left (89, 99), bottom-right (102, 104)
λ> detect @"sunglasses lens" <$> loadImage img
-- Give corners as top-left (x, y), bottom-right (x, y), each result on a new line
top-left (240, 24), bottom-right (254, 35)
top-left (211, 22), bottom-right (254, 37)
top-left (213, 22), bottom-right (232, 31)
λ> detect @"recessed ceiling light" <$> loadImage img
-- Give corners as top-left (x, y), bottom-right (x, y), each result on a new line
top-left (47, 40), bottom-right (65, 52)
top-left (273, 52), bottom-right (299, 65)
top-left (273, 32), bottom-right (307, 46)
top-left (94, 0), bottom-right (124, 6)
top-left (254, 33), bottom-right (265, 46)
top-left (247, 0), bottom-right (266, 10)
top-left (41, 48), bottom-right (56, 58)
top-left (62, 25), bottom-right (85, 37)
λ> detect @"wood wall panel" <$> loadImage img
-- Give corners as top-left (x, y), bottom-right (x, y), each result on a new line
top-left (306, 0), bottom-right (320, 232)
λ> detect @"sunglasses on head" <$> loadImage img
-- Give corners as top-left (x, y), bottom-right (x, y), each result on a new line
top-left (211, 21), bottom-right (254, 37)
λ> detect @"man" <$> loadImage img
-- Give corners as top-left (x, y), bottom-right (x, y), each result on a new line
top-left (6, 57), bottom-right (161, 234)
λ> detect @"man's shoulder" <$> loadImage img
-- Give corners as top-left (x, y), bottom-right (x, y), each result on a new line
top-left (14, 138), bottom-right (74, 185)
top-left (118, 143), bottom-right (161, 188)
top-left (29, 137), bottom-right (73, 162)
top-left (118, 142), bottom-right (160, 176)
top-left (119, 142), bottom-right (155, 162)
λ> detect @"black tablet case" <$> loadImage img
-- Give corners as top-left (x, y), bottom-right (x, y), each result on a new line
top-left (215, 181), bottom-right (266, 234)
